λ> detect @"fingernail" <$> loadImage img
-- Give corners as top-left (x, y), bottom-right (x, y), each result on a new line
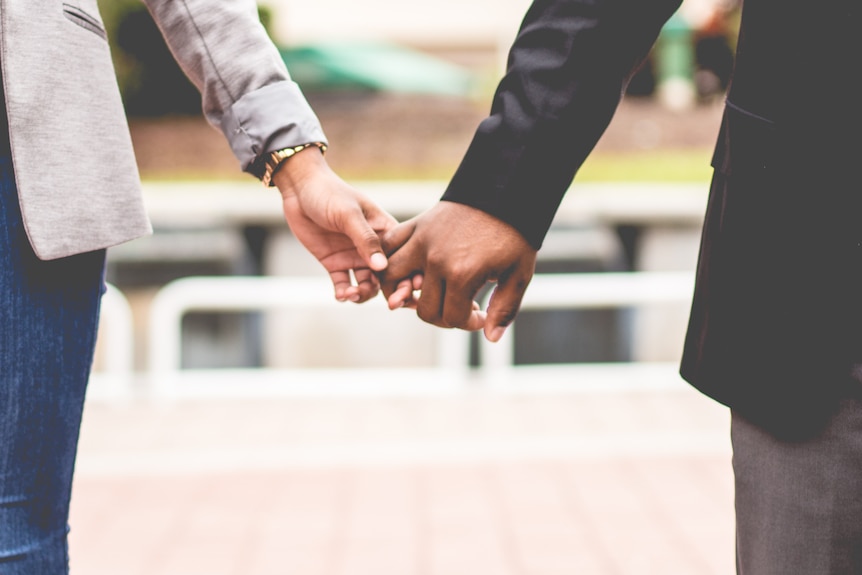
top-left (349, 293), bottom-right (361, 302)
top-left (370, 253), bottom-right (387, 270)
top-left (489, 327), bottom-right (506, 342)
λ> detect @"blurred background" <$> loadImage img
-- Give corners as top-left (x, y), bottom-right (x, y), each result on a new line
top-left (73, 1), bottom-right (739, 573)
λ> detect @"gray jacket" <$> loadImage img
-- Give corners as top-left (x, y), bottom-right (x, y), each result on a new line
top-left (0, 0), bottom-right (326, 260)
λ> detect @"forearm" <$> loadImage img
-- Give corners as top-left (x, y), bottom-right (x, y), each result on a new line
top-left (442, 0), bottom-right (682, 249)
top-left (141, 0), bottom-right (326, 177)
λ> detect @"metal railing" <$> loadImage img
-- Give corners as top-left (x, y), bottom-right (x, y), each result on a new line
top-left (145, 276), bottom-right (472, 397)
top-left (90, 283), bottom-right (135, 396)
top-left (480, 271), bottom-right (695, 371)
top-left (92, 272), bottom-right (696, 398)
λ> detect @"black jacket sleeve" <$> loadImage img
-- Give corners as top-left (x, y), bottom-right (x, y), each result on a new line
top-left (441, 0), bottom-right (683, 249)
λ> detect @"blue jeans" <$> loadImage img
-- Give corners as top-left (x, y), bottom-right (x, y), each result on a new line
top-left (0, 156), bottom-right (105, 573)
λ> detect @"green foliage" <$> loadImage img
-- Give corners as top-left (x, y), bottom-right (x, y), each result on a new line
top-left (258, 5), bottom-right (273, 34)
top-left (97, 0), bottom-right (140, 104)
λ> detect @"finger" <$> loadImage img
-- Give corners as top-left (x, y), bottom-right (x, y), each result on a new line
top-left (329, 270), bottom-right (355, 302)
top-left (388, 278), bottom-right (416, 310)
top-left (380, 220), bottom-right (417, 257)
top-left (380, 238), bottom-right (424, 299)
top-left (368, 205), bottom-right (400, 234)
top-left (353, 267), bottom-right (378, 288)
top-left (441, 276), bottom-right (489, 329)
top-left (340, 206), bottom-right (390, 272)
top-left (433, 261), bottom-right (490, 329)
top-left (352, 268), bottom-right (380, 303)
top-left (415, 271), bottom-right (447, 328)
top-left (399, 274), bottom-right (424, 310)
top-left (483, 265), bottom-right (533, 342)
top-left (462, 307), bottom-right (487, 332)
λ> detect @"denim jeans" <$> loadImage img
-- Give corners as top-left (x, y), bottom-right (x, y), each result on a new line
top-left (0, 155), bottom-right (105, 574)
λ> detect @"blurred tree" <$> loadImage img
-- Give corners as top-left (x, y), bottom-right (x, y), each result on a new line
top-left (115, 4), bottom-right (202, 116)
top-left (98, 1), bottom-right (274, 117)
top-left (97, 0), bottom-right (141, 108)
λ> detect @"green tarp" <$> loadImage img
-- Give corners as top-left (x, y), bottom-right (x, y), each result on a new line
top-left (279, 41), bottom-right (474, 97)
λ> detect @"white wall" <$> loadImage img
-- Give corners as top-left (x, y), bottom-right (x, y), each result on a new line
top-left (263, 0), bottom-right (725, 48)
top-left (263, 0), bottom-right (533, 47)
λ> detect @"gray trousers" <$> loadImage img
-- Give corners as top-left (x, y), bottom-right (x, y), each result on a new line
top-left (732, 398), bottom-right (862, 574)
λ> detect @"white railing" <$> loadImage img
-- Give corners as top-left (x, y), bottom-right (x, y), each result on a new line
top-left (146, 276), bottom-right (472, 397)
top-left (91, 272), bottom-right (696, 399)
top-left (89, 283), bottom-right (136, 397)
top-left (480, 271), bottom-right (695, 371)
top-left (466, 271), bottom-right (696, 394)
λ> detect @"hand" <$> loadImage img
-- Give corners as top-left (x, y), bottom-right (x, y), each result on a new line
top-left (274, 148), bottom-right (397, 303)
top-left (380, 201), bottom-right (537, 342)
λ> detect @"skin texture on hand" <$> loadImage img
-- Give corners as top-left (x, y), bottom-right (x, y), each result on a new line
top-left (274, 148), bottom-right (397, 303)
top-left (380, 201), bottom-right (537, 342)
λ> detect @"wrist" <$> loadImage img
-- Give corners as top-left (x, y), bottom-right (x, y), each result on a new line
top-left (262, 142), bottom-right (327, 188)
top-left (271, 144), bottom-right (330, 198)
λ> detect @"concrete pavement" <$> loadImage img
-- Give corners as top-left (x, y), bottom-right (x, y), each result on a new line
top-left (69, 376), bottom-right (734, 575)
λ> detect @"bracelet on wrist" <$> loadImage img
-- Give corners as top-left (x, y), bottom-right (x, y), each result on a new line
top-left (261, 142), bottom-right (327, 187)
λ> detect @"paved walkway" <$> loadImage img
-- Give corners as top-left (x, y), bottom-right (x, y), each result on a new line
top-left (69, 375), bottom-right (734, 575)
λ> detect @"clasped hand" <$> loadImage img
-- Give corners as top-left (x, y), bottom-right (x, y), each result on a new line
top-left (275, 151), bottom-right (536, 341)
top-left (378, 201), bottom-right (537, 342)
top-left (274, 148), bottom-right (395, 304)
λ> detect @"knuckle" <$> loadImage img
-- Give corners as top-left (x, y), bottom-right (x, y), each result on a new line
top-left (425, 252), bottom-right (447, 273)
top-left (448, 262), bottom-right (477, 283)
top-left (360, 226), bottom-right (380, 245)
top-left (417, 306), bottom-right (446, 328)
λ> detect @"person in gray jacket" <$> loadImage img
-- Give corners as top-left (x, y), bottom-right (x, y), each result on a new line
top-left (0, 1), bottom-right (394, 571)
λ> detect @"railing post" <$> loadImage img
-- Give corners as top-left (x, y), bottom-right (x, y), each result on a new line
top-left (479, 272), bottom-right (695, 374)
top-left (90, 284), bottom-right (136, 398)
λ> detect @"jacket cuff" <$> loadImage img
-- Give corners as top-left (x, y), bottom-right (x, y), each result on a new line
top-left (220, 81), bottom-right (328, 179)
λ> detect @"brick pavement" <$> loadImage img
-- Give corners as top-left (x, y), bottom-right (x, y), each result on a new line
top-left (69, 382), bottom-right (734, 575)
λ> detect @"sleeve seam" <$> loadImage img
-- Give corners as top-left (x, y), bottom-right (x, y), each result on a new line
top-left (178, 0), bottom-right (237, 106)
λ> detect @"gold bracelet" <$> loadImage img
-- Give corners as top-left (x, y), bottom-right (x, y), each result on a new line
top-left (261, 142), bottom-right (327, 187)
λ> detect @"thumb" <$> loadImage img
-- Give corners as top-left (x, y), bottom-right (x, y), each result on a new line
top-left (381, 219), bottom-right (418, 257)
top-left (340, 206), bottom-right (390, 272)
top-left (483, 266), bottom-right (533, 343)
top-left (379, 220), bottom-right (422, 300)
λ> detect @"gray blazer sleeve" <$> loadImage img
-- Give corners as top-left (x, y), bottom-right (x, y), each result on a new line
top-left (142, 0), bottom-right (327, 178)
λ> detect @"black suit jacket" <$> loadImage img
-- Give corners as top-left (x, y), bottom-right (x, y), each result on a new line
top-left (443, 0), bottom-right (861, 437)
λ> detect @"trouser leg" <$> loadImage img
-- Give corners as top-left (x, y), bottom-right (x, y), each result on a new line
top-left (0, 157), bottom-right (106, 574)
top-left (732, 399), bottom-right (862, 574)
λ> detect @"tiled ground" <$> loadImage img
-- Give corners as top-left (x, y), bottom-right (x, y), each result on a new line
top-left (69, 378), bottom-right (735, 575)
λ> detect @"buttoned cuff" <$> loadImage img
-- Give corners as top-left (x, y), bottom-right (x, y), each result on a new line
top-left (220, 81), bottom-right (328, 179)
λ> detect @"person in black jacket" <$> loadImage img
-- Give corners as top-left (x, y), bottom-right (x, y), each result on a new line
top-left (381, 0), bottom-right (862, 571)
